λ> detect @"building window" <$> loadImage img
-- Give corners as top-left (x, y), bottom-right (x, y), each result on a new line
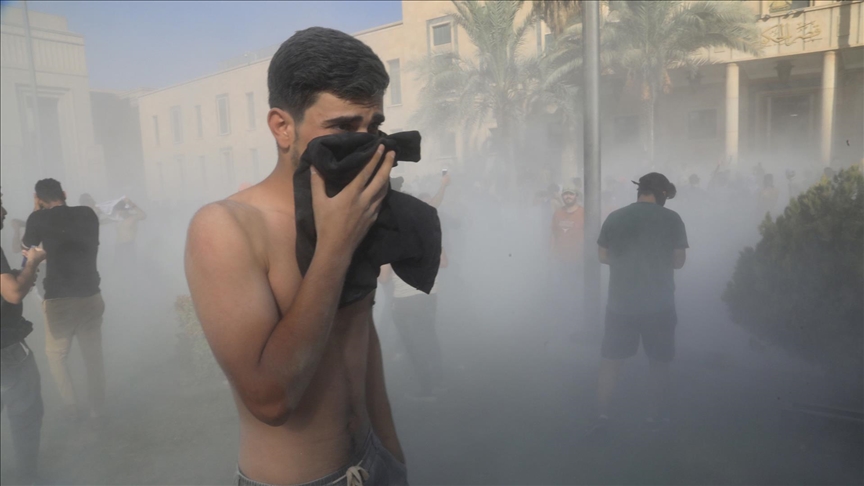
top-left (170, 106), bottom-right (183, 144)
top-left (613, 116), bottom-right (639, 144)
top-left (176, 154), bottom-right (186, 188)
top-left (768, 0), bottom-right (810, 13)
top-left (688, 109), bottom-right (718, 140)
top-left (156, 161), bottom-right (165, 197)
top-left (250, 148), bottom-right (260, 180)
top-left (217, 94), bottom-right (231, 136)
top-left (153, 116), bottom-right (160, 146)
top-left (246, 92), bottom-right (256, 130)
top-left (387, 60), bottom-right (402, 106)
top-left (222, 148), bottom-right (235, 189)
top-left (432, 23), bottom-right (452, 47)
top-left (441, 131), bottom-right (456, 158)
top-left (195, 105), bottom-right (203, 139)
top-left (199, 155), bottom-right (207, 189)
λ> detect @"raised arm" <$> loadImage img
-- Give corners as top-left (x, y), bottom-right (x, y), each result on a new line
top-left (126, 198), bottom-right (148, 221)
top-left (0, 246), bottom-right (46, 305)
top-left (427, 174), bottom-right (451, 209)
top-left (186, 147), bottom-right (394, 427)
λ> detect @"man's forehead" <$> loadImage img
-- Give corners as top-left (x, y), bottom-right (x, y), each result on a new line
top-left (308, 93), bottom-right (383, 119)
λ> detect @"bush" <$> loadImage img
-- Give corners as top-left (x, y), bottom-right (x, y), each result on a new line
top-left (174, 295), bottom-right (220, 380)
top-left (723, 167), bottom-right (863, 380)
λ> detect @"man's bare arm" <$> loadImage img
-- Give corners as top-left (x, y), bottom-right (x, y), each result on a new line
top-left (673, 249), bottom-right (686, 269)
top-left (366, 321), bottom-right (405, 464)
top-left (187, 148), bottom-right (395, 427)
top-left (598, 246), bottom-right (609, 265)
top-left (0, 247), bottom-right (46, 304)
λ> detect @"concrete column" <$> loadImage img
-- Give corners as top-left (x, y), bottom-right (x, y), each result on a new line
top-left (821, 50), bottom-right (836, 166)
top-left (725, 62), bottom-right (739, 167)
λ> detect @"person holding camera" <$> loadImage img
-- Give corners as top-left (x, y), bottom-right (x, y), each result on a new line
top-left (593, 173), bottom-right (688, 435)
top-left (23, 179), bottom-right (106, 423)
top-left (1, 190), bottom-right (48, 484)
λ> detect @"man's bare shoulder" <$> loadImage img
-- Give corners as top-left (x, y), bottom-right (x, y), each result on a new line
top-left (187, 200), bottom-right (268, 260)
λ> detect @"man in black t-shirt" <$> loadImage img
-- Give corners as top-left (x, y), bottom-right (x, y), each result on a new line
top-left (1, 191), bottom-right (48, 483)
top-left (593, 173), bottom-right (688, 433)
top-left (23, 179), bottom-right (106, 421)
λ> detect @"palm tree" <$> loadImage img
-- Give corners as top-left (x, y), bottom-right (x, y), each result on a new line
top-left (409, 0), bottom-right (536, 186)
top-left (610, 1), bottom-right (761, 163)
top-left (548, 1), bottom-right (762, 163)
top-left (531, 0), bottom-right (582, 37)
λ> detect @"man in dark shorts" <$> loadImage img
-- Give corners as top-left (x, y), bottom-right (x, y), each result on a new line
top-left (1, 190), bottom-right (48, 484)
top-left (595, 172), bottom-right (688, 431)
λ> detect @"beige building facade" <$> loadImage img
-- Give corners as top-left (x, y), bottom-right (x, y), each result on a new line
top-left (136, 0), bottom-right (864, 203)
top-left (1, 7), bottom-right (103, 214)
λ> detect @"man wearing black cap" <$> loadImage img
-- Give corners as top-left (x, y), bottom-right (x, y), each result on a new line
top-left (593, 172), bottom-right (688, 433)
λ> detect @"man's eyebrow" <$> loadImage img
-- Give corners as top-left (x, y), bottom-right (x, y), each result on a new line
top-left (323, 115), bottom-right (364, 126)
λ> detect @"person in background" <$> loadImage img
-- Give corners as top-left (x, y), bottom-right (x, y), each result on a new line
top-left (79, 193), bottom-right (112, 225)
top-left (113, 197), bottom-right (147, 267)
top-left (593, 173), bottom-right (688, 435)
top-left (758, 174), bottom-right (779, 217)
top-left (23, 179), bottom-right (106, 424)
top-left (548, 187), bottom-right (585, 331)
top-left (379, 250), bottom-right (448, 401)
top-left (1, 190), bottom-right (48, 484)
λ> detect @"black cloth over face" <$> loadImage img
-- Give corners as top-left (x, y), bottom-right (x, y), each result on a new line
top-left (293, 131), bottom-right (442, 308)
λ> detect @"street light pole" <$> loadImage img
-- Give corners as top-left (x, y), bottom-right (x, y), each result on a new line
top-left (582, 0), bottom-right (602, 327)
top-left (22, 0), bottom-right (45, 179)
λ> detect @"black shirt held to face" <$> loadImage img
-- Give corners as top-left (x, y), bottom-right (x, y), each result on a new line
top-left (23, 205), bottom-right (101, 299)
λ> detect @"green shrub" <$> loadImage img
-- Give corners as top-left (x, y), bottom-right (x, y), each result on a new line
top-left (723, 167), bottom-right (863, 380)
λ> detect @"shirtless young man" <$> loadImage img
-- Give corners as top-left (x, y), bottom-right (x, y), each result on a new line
top-left (184, 27), bottom-right (407, 486)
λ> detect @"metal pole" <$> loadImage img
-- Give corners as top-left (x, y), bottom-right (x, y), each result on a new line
top-left (22, 0), bottom-right (44, 179)
top-left (582, 0), bottom-right (602, 327)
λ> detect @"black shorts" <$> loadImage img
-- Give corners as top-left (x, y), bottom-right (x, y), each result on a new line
top-left (601, 308), bottom-right (677, 362)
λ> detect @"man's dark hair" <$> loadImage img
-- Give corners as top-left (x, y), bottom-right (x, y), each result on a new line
top-left (268, 27), bottom-right (389, 121)
top-left (35, 178), bottom-right (65, 203)
top-left (634, 172), bottom-right (676, 206)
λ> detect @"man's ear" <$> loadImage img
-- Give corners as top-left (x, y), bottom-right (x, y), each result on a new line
top-left (268, 108), bottom-right (297, 152)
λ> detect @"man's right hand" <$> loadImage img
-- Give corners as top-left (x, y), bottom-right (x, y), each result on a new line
top-left (23, 245), bottom-right (47, 266)
top-left (310, 144), bottom-right (395, 258)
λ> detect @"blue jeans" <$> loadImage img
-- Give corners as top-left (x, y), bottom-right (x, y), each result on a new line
top-left (237, 430), bottom-right (408, 486)
top-left (1, 340), bottom-right (44, 481)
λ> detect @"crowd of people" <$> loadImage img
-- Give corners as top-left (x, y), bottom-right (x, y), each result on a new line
top-left (1, 24), bottom-right (856, 486)
top-left (1, 180), bottom-right (148, 485)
